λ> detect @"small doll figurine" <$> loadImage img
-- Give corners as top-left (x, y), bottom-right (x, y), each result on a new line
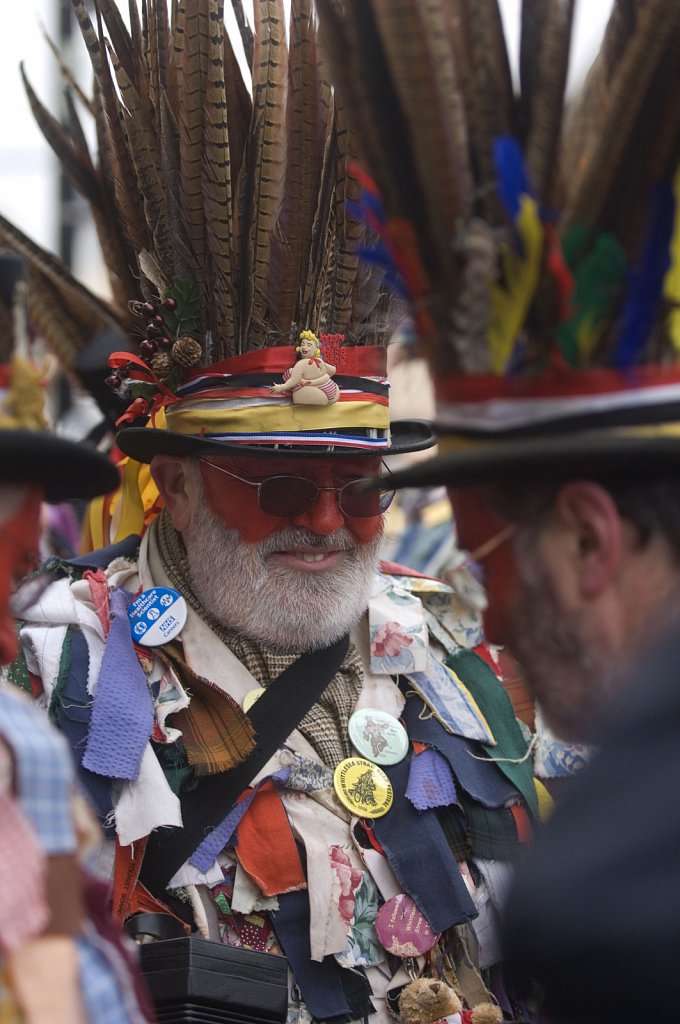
top-left (270, 330), bottom-right (340, 406)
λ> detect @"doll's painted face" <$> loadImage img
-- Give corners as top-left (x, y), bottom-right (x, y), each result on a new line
top-left (298, 338), bottom-right (318, 358)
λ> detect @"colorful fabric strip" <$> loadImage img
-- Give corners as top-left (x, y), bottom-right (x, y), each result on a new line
top-left (82, 588), bottom-right (155, 781)
top-left (165, 396), bottom-right (390, 436)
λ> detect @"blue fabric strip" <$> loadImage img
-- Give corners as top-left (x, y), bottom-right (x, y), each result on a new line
top-left (52, 627), bottom-right (114, 829)
top-left (83, 588), bottom-right (154, 780)
top-left (372, 755), bottom-right (476, 932)
top-left (272, 889), bottom-right (358, 1021)
top-left (402, 696), bottom-right (519, 808)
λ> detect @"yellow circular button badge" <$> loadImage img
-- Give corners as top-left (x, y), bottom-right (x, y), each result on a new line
top-left (242, 687), bottom-right (266, 712)
top-left (333, 757), bottom-right (393, 818)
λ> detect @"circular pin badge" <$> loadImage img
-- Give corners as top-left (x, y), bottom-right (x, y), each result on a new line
top-left (333, 757), bottom-right (393, 818)
top-left (128, 587), bottom-right (187, 646)
top-left (348, 708), bottom-right (409, 765)
top-left (375, 893), bottom-right (440, 958)
top-left (242, 686), bottom-right (266, 712)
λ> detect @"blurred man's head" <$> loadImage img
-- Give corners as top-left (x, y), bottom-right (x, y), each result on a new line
top-left (152, 452), bottom-right (387, 651)
top-left (450, 475), bottom-right (680, 742)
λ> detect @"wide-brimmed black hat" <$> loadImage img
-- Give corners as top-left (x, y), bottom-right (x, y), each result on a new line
top-left (0, 428), bottom-right (118, 502)
top-left (380, 365), bottom-right (680, 490)
top-left (114, 342), bottom-right (435, 463)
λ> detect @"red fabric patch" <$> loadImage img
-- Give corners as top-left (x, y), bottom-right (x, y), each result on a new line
top-left (236, 780), bottom-right (306, 896)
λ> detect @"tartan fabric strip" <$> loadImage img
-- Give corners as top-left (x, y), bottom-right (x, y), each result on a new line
top-left (158, 643), bottom-right (256, 775)
top-left (0, 685), bottom-right (76, 855)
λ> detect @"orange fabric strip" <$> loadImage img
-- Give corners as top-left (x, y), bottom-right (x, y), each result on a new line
top-left (510, 804), bottom-right (534, 844)
top-left (236, 780), bottom-right (307, 896)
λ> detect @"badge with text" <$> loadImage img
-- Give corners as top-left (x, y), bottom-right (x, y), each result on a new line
top-left (348, 708), bottom-right (409, 765)
top-left (375, 893), bottom-right (440, 957)
top-left (128, 587), bottom-right (187, 646)
top-left (333, 757), bottom-right (393, 818)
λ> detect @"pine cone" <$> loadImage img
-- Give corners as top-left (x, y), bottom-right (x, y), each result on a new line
top-left (151, 351), bottom-right (174, 378)
top-left (172, 336), bottom-right (203, 367)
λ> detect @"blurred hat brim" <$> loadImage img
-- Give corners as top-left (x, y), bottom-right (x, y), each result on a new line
top-left (381, 430), bottom-right (680, 491)
top-left (0, 430), bottom-right (119, 502)
top-left (116, 418), bottom-right (436, 462)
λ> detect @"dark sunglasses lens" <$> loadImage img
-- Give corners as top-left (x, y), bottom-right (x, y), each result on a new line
top-left (339, 481), bottom-right (394, 518)
top-left (258, 476), bottom-right (318, 516)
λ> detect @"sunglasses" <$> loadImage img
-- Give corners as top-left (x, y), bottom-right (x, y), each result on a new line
top-left (199, 460), bottom-right (395, 519)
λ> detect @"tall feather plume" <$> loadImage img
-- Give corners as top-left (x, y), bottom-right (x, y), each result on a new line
top-left (18, 0), bottom-right (399, 377)
top-left (268, 0), bottom-right (330, 335)
top-left (0, 213), bottom-right (127, 370)
top-left (240, 0), bottom-right (288, 347)
top-left (177, 0), bottom-right (210, 296)
top-left (202, 0), bottom-right (237, 343)
top-left (563, 0), bottom-right (680, 238)
top-left (523, 0), bottom-right (575, 207)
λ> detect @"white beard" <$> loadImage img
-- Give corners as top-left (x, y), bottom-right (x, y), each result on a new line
top-left (183, 497), bottom-right (383, 652)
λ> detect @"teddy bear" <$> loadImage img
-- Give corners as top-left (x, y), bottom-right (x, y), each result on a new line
top-left (398, 977), bottom-right (503, 1024)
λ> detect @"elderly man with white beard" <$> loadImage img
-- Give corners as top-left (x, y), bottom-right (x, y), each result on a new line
top-left (10, 345), bottom-right (547, 1023)
top-left (6, 2), bottom-right (546, 1019)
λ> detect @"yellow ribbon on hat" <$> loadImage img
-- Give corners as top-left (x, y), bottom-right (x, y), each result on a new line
top-left (83, 410), bottom-right (165, 552)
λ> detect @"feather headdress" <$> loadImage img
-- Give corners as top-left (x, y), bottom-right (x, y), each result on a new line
top-left (19, 0), bottom-right (433, 472)
top-left (316, 0), bottom-right (680, 482)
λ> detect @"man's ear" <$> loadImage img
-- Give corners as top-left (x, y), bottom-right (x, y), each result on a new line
top-left (150, 455), bottom-right (195, 533)
top-left (553, 481), bottom-right (623, 599)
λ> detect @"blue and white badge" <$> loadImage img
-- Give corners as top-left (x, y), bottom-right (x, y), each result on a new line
top-left (128, 587), bottom-right (187, 646)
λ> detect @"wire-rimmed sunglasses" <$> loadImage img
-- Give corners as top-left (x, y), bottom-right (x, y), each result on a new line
top-left (199, 459), bottom-right (395, 519)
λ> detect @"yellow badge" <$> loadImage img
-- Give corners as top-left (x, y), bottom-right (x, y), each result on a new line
top-left (333, 757), bottom-right (393, 818)
top-left (242, 687), bottom-right (266, 712)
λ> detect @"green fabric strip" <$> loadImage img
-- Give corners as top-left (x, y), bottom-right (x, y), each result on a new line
top-left (446, 649), bottom-right (538, 820)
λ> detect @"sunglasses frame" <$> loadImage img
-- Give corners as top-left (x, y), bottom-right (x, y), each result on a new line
top-left (199, 459), bottom-right (395, 519)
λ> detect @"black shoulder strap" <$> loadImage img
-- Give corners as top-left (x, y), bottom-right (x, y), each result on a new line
top-left (139, 632), bottom-right (350, 897)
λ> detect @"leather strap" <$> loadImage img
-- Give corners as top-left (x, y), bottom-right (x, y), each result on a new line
top-left (139, 632), bottom-right (350, 897)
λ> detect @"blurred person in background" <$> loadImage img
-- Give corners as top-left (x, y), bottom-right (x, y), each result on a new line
top-left (0, 252), bottom-right (152, 1021)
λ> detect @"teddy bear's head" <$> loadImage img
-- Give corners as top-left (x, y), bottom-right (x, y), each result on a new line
top-left (399, 978), bottom-right (462, 1024)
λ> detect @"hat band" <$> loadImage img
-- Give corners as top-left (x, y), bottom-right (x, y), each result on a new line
top-left (165, 390), bottom-right (391, 446)
top-left (435, 367), bottom-right (680, 437)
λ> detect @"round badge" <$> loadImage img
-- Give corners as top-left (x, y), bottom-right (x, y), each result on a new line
top-left (242, 687), bottom-right (266, 712)
top-left (375, 893), bottom-right (440, 957)
top-left (128, 587), bottom-right (187, 646)
top-left (348, 708), bottom-right (409, 765)
top-left (333, 757), bottom-right (393, 818)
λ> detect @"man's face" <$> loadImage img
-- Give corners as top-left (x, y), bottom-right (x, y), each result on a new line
top-left (449, 485), bottom-right (522, 646)
top-left (198, 453), bottom-right (385, 547)
top-left (182, 453), bottom-right (384, 651)
top-left (450, 485), bottom-right (608, 741)
top-left (0, 485), bottom-right (42, 664)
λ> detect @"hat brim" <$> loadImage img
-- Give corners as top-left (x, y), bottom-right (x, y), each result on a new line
top-left (0, 431), bottom-right (119, 502)
top-left (116, 419), bottom-right (436, 463)
top-left (382, 430), bottom-right (680, 491)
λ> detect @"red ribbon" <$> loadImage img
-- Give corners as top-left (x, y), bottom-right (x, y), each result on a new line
top-left (184, 345), bottom-right (387, 379)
